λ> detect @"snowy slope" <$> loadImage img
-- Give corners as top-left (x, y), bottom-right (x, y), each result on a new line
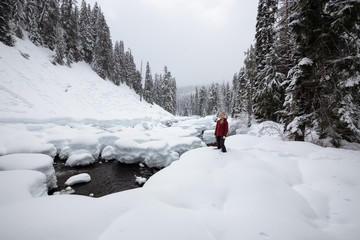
top-left (0, 37), bottom-right (172, 121)
top-left (0, 135), bottom-right (359, 240)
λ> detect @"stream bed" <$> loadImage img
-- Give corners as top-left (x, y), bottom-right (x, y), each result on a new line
top-left (50, 156), bottom-right (160, 197)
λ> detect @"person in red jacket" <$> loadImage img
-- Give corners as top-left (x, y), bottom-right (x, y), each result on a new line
top-left (215, 112), bottom-right (228, 152)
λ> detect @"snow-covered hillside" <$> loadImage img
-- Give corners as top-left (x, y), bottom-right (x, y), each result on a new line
top-left (0, 37), bottom-right (172, 121)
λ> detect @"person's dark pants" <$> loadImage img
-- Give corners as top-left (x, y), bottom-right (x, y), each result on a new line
top-left (216, 136), bottom-right (227, 152)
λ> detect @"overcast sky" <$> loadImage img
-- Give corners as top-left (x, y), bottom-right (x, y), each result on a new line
top-left (83, 0), bottom-right (258, 87)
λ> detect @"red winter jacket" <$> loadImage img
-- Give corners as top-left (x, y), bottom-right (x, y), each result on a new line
top-left (215, 118), bottom-right (228, 137)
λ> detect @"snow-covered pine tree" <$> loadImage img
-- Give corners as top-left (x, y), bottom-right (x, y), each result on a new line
top-left (255, 0), bottom-right (278, 71)
top-left (24, 0), bottom-right (42, 45)
top-left (276, 0), bottom-right (298, 76)
top-left (91, 10), bottom-right (113, 79)
top-left (198, 86), bottom-right (208, 117)
top-left (38, 0), bottom-right (60, 51)
top-left (9, 0), bottom-right (26, 39)
top-left (60, 0), bottom-right (79, 65)
top-left (0, 0), bottom-right (14, 46)
top-left (133, 70), bottom-right (143, 98)
top-left (244, 45), bottom-right (257, 127)
top-left (253, 0), bottom-right (281, 122)
top-left (53, 23), bottom-right (66, 65)
top-left (207, 83), bottom-right (219, 115)
top-left (170, 76), bottom-right (177, 114)
top-left (144, 62), bottom-right (154, 104)
top-left (162, 66), bottom-right (175, 114)
top-left (284, 0), bottom-right (360, 146)
top-left (225, 82), bottom-right (232, 115)
top-left (324, 0), bottom-right (360, 144)
top-left (113, 41), bottom-right (125, 85)
top-left (79, 1), bottom-right (94, 63)
top-left (194, 87), bottom-right (200, 116)
top-left (153, 73), bottom-right (162, 106)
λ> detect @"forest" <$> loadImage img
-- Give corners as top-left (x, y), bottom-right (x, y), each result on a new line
top-left (177, 0), bottom-right (360, 147)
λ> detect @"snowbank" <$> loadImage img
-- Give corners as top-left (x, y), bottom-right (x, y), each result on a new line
top-left (0, 170), bottom-right (48, 205)
top-left (1, 135), bottom-right (359, 240)
top-left (0, 153), bottom-right (57, 189)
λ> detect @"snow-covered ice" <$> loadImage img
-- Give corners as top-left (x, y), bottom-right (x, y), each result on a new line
top-left (65, 173), bottom-right (91, 186)
top-left (0, 153), bottom-right (57, 189)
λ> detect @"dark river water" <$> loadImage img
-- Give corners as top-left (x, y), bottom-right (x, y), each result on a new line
top-left (50, 156), bottom-right (160, 197)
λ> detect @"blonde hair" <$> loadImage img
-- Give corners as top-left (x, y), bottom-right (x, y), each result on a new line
top-left (219, 112), bottom-right (226, 123)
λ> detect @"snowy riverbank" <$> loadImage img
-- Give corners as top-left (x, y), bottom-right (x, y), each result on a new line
top-left (1, 134), bottom-right (359, 240)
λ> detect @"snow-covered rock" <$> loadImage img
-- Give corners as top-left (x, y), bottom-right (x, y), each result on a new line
top-left (0, 153), bottom-right (57, 189)
top-left (0, 170), bottom-right (48, 206)
top-left (135, 176), bottom-right (147, 185)
top-left (65, 153), bottom-right (95, 167)
top-left (65, 173), bottom-right (91, 186)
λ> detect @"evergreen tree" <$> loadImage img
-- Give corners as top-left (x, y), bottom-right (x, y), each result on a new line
top-left (79, 1), bottom-right (94, 63)
top-left (153, 73), bottom-right (162, 105)
top-left (9, 0), bottom-right (26, 39)
top-left (244, 45), bottom-right (257, 126)
top-left (255, 0), bottom-right (278, 71)
top-left (60, 0), bottom-right (80, 65)
top-left (24, 0), bottom-right (42, 45)
top-left (0, 0), bottom-right (14, 46)
top-left (38, 0), bottom-right (60, 51)
top-left (194, 87), bottom-right (200, 116)
top-left (253, 0), bottom-right (281, 122)
top-left (53, 23), bottom-right (66, 65)
top-left (284, 0), bottom-right (360, 146)
top-left (113, 41), bottom-right (126, 85)
top-left (162, 66), bottom-right (175, 114)
top-left (91, 10), bottom-right (113, 79)
top-left (198, 86), bottom-right (207, 117)
top-left (207, 83), bottom-right (219, 114)
top-left (133, 70), bottom-right (143, 98)
top-left (144, 62), bottom-right (154, 104)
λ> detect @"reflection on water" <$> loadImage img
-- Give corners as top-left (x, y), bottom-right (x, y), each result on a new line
top-left (50, 156), bottom-right (160, 198)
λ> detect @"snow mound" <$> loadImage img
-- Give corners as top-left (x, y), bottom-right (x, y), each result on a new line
top-left (0, 170), bottom-right (48, 206)
top-left (66, 153), bottom-right (95, 167)
top-left (0, 153), bottom-right (57, 189)
top-left (65, 173), bottom-right (91, 186)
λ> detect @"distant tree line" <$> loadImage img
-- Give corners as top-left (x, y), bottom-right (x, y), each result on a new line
top-left (177, 83), bottom-right (232, 118)
top-left (0, 0), bottom-right (177, 114)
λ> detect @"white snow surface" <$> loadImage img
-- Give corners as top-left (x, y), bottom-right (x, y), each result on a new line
top-left (0, 135), bottom-right (359, 240)
top-left (0, 153), bottom-right (57, 189)
top-left (65, 173), bottom-right (91, 186)
top-left (0, 170), bottom-right (48, 206)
